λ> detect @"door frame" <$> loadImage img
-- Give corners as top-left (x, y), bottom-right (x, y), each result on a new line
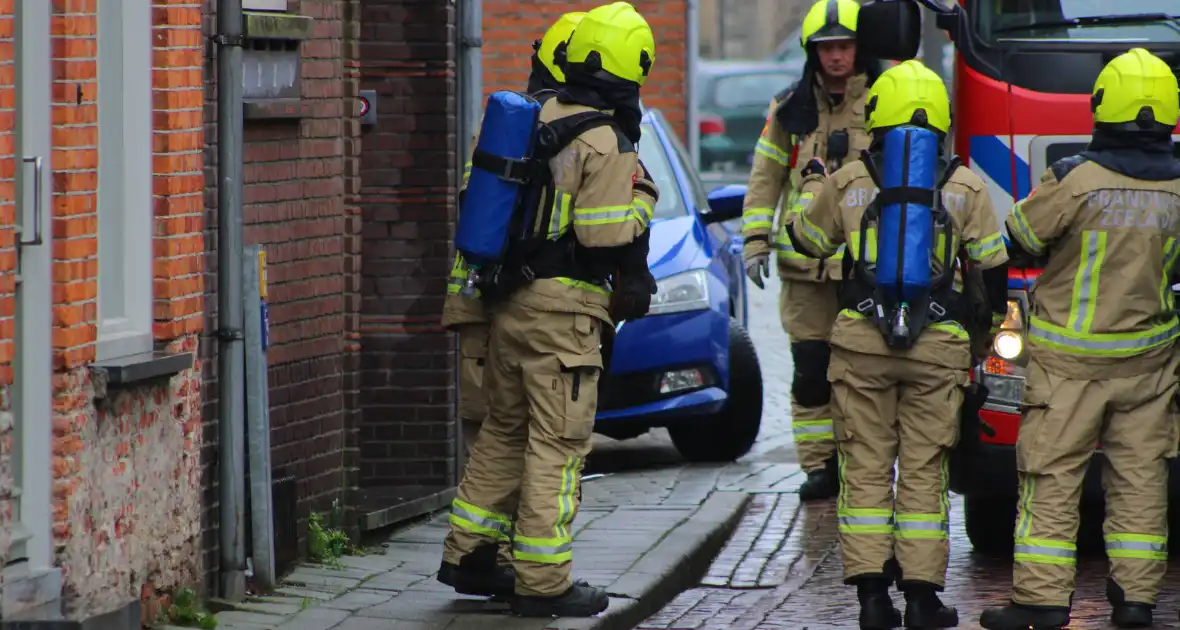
top-left (7, 0), bottom-right (56, 584)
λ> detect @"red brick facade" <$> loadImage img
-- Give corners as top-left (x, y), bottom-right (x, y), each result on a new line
top-left (0, 0), bottom-right (12, 589)
top-left (199, 0), bottom-right (364, 591)
top-left (482, 0), bottom-right (689, 141)
top-left (0, 0), bottom-right (205, 615)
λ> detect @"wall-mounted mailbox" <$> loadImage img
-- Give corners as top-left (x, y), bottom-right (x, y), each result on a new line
top-left (242, 11), bottom-right (313, 120)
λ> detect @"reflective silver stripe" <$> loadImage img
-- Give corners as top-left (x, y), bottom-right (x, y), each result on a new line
top-left (512, 540), bottom-right (572, 556)
top-left (896, 521), bottom-right (949, 532)
top-left (549, 191), bottom-right (567, 237)
top-left (838, 515), bottom-right (893, 527)
top-left (1014, 544), bottom-right (1075, 559)
top-left (1106, 540), bottom-right (1167, 553)
top-left (1067, 230), bottom-right (1104, 333)
top-left (1029, 319), bottom-right (1180, 353)
top-left (793, 423), bottom-right (832, 434)
top-left (451, 504), bottom-right (510, 534)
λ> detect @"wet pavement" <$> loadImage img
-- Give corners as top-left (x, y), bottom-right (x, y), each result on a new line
top-left (642, 492), bottom-right (1180, 629)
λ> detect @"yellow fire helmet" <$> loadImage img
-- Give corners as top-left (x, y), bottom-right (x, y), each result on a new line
top-left (865, 59), bottom-right (952, 134)
top-left (534, 12), bottom-right (586, 84)
top-left (1091, 47), bottom-right (1180, 128)
top-left (565, 2), bottom-right (655, 87)
top-left (800, 0), bottom-right (860, 48)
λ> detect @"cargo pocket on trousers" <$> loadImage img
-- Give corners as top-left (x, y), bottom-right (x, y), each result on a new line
top-left (1015, 360), bottom-right (1052, 474)
top-left (574, 314), bottom-right (601, 355)
top-left (826, 358), bottom-right (853, 444)
top-left (557, 352), bottom-right (603, 440)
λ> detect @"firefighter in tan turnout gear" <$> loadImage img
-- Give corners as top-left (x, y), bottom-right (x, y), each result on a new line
top-left (741, 0), bottom-right (880, 501)
top-left (439, 2), bottom-right (659, 619)
top-left (441, 10), bottom-right (588, 580)
top-left (980, 48), bottom-right (1180, 630)
top-left (788, 60), bottom-right (1010, 629)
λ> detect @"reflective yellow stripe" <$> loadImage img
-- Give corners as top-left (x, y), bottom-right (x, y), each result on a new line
top-left (967, 232), bottom-right (1005, 261)
top-left (798, 213), bottom-right (835, 256)
top-left (513, 456), bottom-right (580, 564)
top-left (549, 191), bottom-right (572, 238)
top-left (1028, 315), bottom-right (1180, 357)
top-left (449, 498), bottom-right (511, 542)
top-left (895, 513), bottom-right (949, 540)
top-left (848, 228), bottom-right (878, 262)
top-left (1014, 537), bottom-right (1077, 566)
top-left (773, 232), bottom-right (809, 259)
top-left (1105, 533), bottom-right (1168, 561)
top-left (1066, 230), bottom-right (1106, 334)
top-left (1161, 237), bottom-right (1180, 312)
top-left (743, 206), bottom-right (774, 233)
top-left (555, 277), bottom-right (610, 296)
top-left (463, 161), bottom-right (472, 187)
top-left (792, 419), bottom-right (833, 442)
top-left (447, 254), bottom-right (481, 298)
top-left (929, 320), bottom-right (969, 340)
top-left (632, 197), bottom-right (654, 227)
top-left (573, 204), bottom-right (635, 226)
top-left (513, 534), bottom-right (573, 564)
top-left (838, 507), bottom-right (894, 534)
top-left (755, 137), bottom-right (790, 166)
top-left (1008, 200), bottom-right (1045, 255)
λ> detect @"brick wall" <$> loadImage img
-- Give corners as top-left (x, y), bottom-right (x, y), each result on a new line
top-left (0, 0), bottom-right (14, 581)
top-left (200, 0), bottom-right (362, 589)
top-left (355, 0), bottom-right (459, 493)
top-left (18, 0), bottom-right (207, 613)
top-left (481, 0), bottom-right (688, 141)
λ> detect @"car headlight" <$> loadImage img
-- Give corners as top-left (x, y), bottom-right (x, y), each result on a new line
top-left (648, 269), bottom-right (711, 316)
top-left (993, 330), bottom-right (1024, 360)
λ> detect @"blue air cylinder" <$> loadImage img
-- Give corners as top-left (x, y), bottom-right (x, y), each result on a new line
top-left (875, 125), bottom-right (938, 304)
top-left (454, 91), bottom-right (542, 268)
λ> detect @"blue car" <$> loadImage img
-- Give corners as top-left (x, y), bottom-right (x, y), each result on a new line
top-left (593, 108), bottom-right (764, 463)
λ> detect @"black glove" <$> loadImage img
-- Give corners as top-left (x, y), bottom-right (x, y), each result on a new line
top-left (609, 230), bottom-right (657, 322)
top-left (800, 158), bottom-right (827, 179)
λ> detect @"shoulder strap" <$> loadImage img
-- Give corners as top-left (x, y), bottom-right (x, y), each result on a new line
top-left (529, 111), bottom-right (621, 244)
top-left (535, 111), bottom-right (620, 159)
top-left (530, 88), bottom-right (559, 104)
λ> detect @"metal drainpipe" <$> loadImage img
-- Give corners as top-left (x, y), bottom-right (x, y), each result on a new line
top-left (454, 0), bottom-right (482, 480)
top-left (215, 0), bottom-right (248, 602)
top-left (686, 0), bottom-right (701, 169)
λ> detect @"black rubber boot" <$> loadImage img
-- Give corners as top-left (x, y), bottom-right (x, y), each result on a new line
top-left (858, 578), bottom-right (903, 630)
top-left (1107, 578), bottom-right (1154, 628)
top-left (979, 602), bottom-right (1070, 629)
top-left (900, 581), bottom-right (958, 628)
top-left (511, 580), bottom-right (609, 618)
top-left (799, 457), bottom-right (839, 501)
top-left (437, 543), bottom-right (515, 598)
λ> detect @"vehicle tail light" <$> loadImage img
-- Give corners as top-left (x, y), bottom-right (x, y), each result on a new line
top-left (699, 114), bottom-right (726, 136)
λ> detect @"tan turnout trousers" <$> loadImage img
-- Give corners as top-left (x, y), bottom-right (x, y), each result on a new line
top-left (442, 299), bottom-right (602, 596)
top-left (1010, 352), bottom-right (1180, 607)
top-left (829, 347), bottom-right (966, 585)
top-left (780, 278), bottom-right (841, 471)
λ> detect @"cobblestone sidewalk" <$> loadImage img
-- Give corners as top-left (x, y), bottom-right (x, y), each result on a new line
top-left (197, 456), bottom-right (805, 630)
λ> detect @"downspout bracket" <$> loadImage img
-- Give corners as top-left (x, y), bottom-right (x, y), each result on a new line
top-left (217, 327), bottom-right (246, 341)
top-left (212, 33), bottom-right (247, 47)
top-left (460, 37), bottom-right (483, 48)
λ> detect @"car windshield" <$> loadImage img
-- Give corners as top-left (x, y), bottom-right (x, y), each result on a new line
top-left (713, 73), bottom-right (796, 110)
top-left (637, 123), bottom-right (687, 219)
top-left (974, 0), bottom-right (1180, 42)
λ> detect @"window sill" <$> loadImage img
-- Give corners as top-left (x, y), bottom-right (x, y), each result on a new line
top-left (89, 351), bottom-right (194, 399)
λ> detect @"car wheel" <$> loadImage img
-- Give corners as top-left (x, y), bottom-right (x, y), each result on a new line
top-left (668, 318), bottom-right (763, 463)
top-left (964, 494), bottom-right (1016, 557)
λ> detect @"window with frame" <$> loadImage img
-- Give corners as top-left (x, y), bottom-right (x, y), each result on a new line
top-left (97, 0), bottom-right (153, 361)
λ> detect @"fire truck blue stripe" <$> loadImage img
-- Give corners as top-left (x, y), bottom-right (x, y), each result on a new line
top-left (969, 135), bottom-right (1032, 200)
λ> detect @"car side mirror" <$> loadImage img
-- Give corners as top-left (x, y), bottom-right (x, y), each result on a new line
top-left (702, 184), bottom-right (747, 225)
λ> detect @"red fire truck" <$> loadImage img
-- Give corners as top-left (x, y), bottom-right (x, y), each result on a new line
top-left (908, 0), bottom-right (1180, 554)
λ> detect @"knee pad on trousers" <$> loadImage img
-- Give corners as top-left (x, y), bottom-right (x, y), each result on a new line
top-left (790, 340), bottom-right (832, 408)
